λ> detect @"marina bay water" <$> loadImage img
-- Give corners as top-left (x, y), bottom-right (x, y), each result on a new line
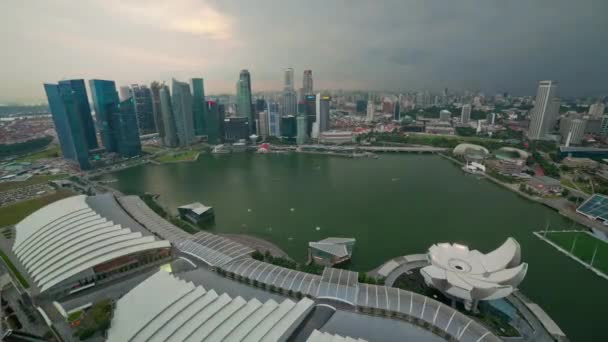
top-left (98, 153), bottom-right (607, 341)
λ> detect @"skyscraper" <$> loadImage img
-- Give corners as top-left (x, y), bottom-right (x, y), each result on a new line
top-left (191, 78), bottom-right (207, 136)
top-left (44, 82), bottom-right (93, 170)
top-left (258, 110), bottom-right (269, 138)
top-left (312, 94), bottom-right (330, 139)
top-left (89, 79), bottom-right (142, 158)
top-left (89, 79), bottom-right (120, 153)
top-left (236, 70), bottom-right (254, 134)
top-left (296, 115), bottom-right (308, 145)
top-left (461, 104), bottom-right (471, 124)
top-left (57, 79), bottom-right (98, 150)
top-left (528, 80), bottom-right (560, 140)
top-left (159, 84), bottom-right (178, 147)
top-left (366, 101), bottom-right (374, 122)
top-left (206, 100), bottom-right (223, 144)
top-left (562, 118), bottom-right (587, 146)
top-left (394, 102), bottom-right (401, 121)
top-left (282, 68), bottom-right (297, 116)
top-left (267, 101), bottom-right (281, 137)
top-left (150, 82), bottom-right (165, 142)
top-left (303, 70), bottom-right (313, 95)
top-left (115, 97), bottom-right (142, 157)
top-left (171, 79), bottom-right (195, 147)
top-left (118, 86), bottom-right (131, 101)
top-left (130, 84), bottom-right (156, 135)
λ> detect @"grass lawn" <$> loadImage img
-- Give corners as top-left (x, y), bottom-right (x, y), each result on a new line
top-left (0, 174), bottom-right (67, 192)
top-left (0, 189), bottom-right (75, 227)
top-left (142, 145), bottom-right (164, 154)
top-left (155, 150), bottom-right (199, 163)
top-left (0, 249), bottom-right (29, 288)
top-left (15, 145), bottom-right (61, 162)
top-left (545, 231), bottom-right (608, 274)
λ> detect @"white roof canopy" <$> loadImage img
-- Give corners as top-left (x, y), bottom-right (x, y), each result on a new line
top-left (420, 238), bottom-right (527, 301)
top-left (12, 195), bottom-right (170, 293)
top-left (107, 270), bottom-right (314, 342)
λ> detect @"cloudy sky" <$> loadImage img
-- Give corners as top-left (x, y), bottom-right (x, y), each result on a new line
top-left (1, 0), bottom-right (607, 103)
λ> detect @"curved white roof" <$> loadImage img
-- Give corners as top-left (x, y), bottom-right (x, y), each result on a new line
top-left (453, 143), bottom-right (489, 155)
top-left (307, 330), bottom-right (367, 342)
top-left (12, 195), bottom-right (171, 293)
top-left (420, 238), bottom-right (527, 301)
top-left (107, 270), bottom-right (314, 342)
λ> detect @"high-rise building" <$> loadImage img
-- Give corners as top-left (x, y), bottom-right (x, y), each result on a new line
top-left (439, 110), bottom-right (452, 122)
top-left (236, 70), bottom-right (254, 134)
top-left (528, 80), bottom-right (560, 140)
top-left (57, 79), bottom-right (98, 150)
top-left (118, 86), bottom-right (131, 101)
top-left (258, 110), bottom-right (269, 138)
top-left (171, 79), bottom-right (195, 146)
top-left (589, 102), bottom-right (606, 117)
top-left (267, 101), bottom-right (281, 137)
top-left (224, 117), bottom-right (249, 142)
top-left (89, 79), bottom-right (120, 153)
top-left (206, 100), bottom-right (224, 144)
top-left (280, 115), bottom-right (297, 138)
top-left (356, 100), bottom-right (367, 113)
top-left (304, 95), bottom-right (317, 136)
top-left (394, 102), bottom-right (401, 121)
top-left (130, 84), bottom-right (156, 135)
top-left (115, 97), bottom-right (142, 157)
top-left (461, 104), bottom-right (471, 124)
top-left (296, 115), bottom-right (308, 145)
top-left (89, 80), bottom-right (142, 158)
top-left (303, 70), bottom-right (313, 95)
top-left (44, 82), bottom-right (93, 170)
top-left (366, 101), bottom-right (375, 122)
top-left (284, 67), bottom-right (294, 90)
top-left (282, 68), bottom-right (297, 116)
top-left (312, 94), bottom-right (330, 139)
top-left (150, 82), bottom-right (165, 141)
top-left (159, 84), bottom-right (178, 147)
top-left (191, 78), bottom-right (207, 136)
top-left (561, 118), bottom-right (587, 146)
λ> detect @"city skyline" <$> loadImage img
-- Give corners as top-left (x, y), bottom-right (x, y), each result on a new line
top-left (1, 0), bottom-right (607, 103)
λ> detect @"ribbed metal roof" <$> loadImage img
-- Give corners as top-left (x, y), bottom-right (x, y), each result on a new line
top-left (12, 195), bottom-right (170, 293)
top-left (107, 270), bottom-right (314, 342)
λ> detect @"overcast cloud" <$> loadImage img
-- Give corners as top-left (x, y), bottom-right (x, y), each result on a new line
top-left (1, 0), bottom-right (607, 102)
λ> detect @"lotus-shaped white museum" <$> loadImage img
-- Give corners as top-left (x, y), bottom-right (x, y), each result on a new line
top-left (420, 237), bottom-right (528, 310)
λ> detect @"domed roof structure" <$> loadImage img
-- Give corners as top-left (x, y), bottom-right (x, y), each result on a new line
top-left (496, 147), bottom-right (529, 160)
top-left (420, 238), bottom-right (527, 306)
top-left (453, 143), bottom-right (489, 156)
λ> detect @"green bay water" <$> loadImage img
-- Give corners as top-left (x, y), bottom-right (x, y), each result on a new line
top-left (99, 153), bottom-right (607, 341)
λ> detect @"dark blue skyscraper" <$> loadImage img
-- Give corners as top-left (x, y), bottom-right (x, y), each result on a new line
top-left (57, 79), bottom-right (98, 150)
top-left (89, 79), bottom-right (120, 153)
top-left (131, 84), bottom-right (156, 135)
top-left (44, 83), bottom-right (92, 170)
top-left (191, 78), bottom-right (207, 136)
top-left (206, 100), bottom-right (224, 144)
top-left (89, 79), bottom-right (141, 157)
top-left (115, 97), bottom-right (142, 157)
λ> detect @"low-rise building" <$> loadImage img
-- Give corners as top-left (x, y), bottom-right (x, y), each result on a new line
top-left (486, 158), bottom-right (525, 175)
top-left (318, 131), bottom-right (355, 144)
top-left (525, 176), bottom-right (563, 195)
top-left (308, 237), bottom-right (355, 266)
top-left (425, 125), bottom-right (455, 135)
top-left (178, 202), bottom-right (214, 225)
top-left (561, 157), bottom-right (599, 169)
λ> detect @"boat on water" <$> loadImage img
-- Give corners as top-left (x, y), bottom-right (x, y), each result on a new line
top-left (462, 161), bottom-right (486, 176)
